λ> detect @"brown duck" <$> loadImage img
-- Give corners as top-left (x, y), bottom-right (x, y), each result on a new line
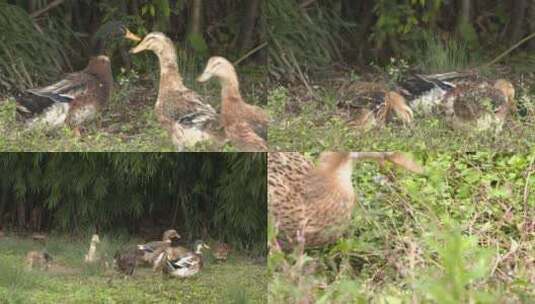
top-left (268, 152), bottom-right (423, 249)
top-left (442, 79), bottom-right (515, 132)
top-left (127, 32), bottom-right (221, 150)
top-left (338, 82), bottom-right (413, 128)
top-left (198, 56), bottom-right (268, 151)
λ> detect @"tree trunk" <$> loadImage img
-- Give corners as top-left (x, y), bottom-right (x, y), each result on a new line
top-left (190, 0), bottom-right (203, 35)
top-left (528, 0), bottom-right (535, 49)
top-left (237, 0), bottom-right (261, 53)
top-left (16, 201), bottom-right (26, 229)
top-left (458, 0), bottom-right (471, 27)
top-left (510, 0), bottom-right (528, 43)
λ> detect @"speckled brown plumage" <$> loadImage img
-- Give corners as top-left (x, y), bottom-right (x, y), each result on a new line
top-left (338, 82), bottom-right (413, 128)
top-left (442, 79), bottom-right (515, 132)
top-left (269, 152), bottom-right (423, 250)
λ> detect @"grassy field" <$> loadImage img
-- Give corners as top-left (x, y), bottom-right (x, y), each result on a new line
top-left (0, 68), bottom-right (266, 152)
top-left (0, 235), bottom-right (267, 304)
top-left (268, 71), bottom-right (535, 153)
top-left (269, 152), bottom-right (535, 303)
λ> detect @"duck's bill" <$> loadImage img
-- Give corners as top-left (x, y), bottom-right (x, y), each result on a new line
top-left (196, 71), bottom-right (212, 82)
top-left (124, 28), bottom-right (142, 42)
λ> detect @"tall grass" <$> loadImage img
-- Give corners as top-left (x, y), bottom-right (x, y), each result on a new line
top-left (414, 32), bottom-right (472, 73)
top-left (0, 3), bottom-right (77, 93)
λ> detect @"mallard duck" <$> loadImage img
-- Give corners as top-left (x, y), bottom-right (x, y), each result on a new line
top-left (15, 24), bottom-right (138, 135)
top-left (84, 234), bottom-right (100, 263)
top-left (25, 250), bottom-right (52, 271)
top-left (159, 240), bottom-right (210, 278)
top-left (268, 152), bottom-right (423, 250)
top-left (212, 242), bottom-right (232, 262)
top-left (442, 79), bottom-right (515, 132)
top-left (197, 56), bottom-right (268, 151)
top-left (337, 82), bottom-right (413, 128)
top-left (127, 32), bottom-right (221, 150)
top-left (137, 229), bottom-right (181, 267)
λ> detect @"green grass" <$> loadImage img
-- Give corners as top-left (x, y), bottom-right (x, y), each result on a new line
top-left (269, 152), bottom-right (535, 303)
top-left (268, 77), bottom-right (535, 152)
top-left (0, 235), bottom-right (267, 304)
top-left (0, 69), bottom-right (266, 152)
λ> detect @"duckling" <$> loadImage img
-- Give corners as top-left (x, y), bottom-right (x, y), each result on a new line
top-left (338, 82), bottom-right (413, 128)
top-left (137, 229), bottom-right (181, 267)
top-left (212, 242), bottom-right (232, 262)
top-left (442, 79), bottom-right (515, 132)
top-left (197, 56), bottom-right (268, 151)
top-left (127, 32), bottom-right (221, 150)
top-left (25, 250), bottom-right (52, 271)
top-left (114, 246), bottom-right (141, 276)
top-left (160, 240), bottom-right (210, 278)
top-left (84, 234), bottom-right (100, 263)
top-left (268, 152), bottom-right (423, 250)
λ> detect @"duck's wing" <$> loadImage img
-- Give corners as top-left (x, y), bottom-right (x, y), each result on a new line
top-left (244, 105), bottom-right (268, 141)
top-left (16, 72), bottom-right (98, 117)
top-left (226, 122), bottom-right (267, 151)
top-left (137, 240), bottom-right (169, 253)
top-left (167, 90), bottom-right (218, 128)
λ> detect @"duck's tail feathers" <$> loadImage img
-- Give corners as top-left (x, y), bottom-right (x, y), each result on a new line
top-left (384, 92), bottom-right (413, 124)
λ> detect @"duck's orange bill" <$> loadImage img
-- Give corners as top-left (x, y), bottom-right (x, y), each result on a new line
top-left (124, 28), bottom-right (142, 42)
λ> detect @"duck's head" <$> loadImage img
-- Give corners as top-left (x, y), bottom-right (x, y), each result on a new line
top-left (129, 32), bottom-right (174, 55)
top-left (494, 79), bottom-right (515, 102)
top-left (194, 240), bottom-right (210, 254)
top-left (90, 234), bottom-right (100, 244)
top-left (197, 56), bottom-right (236, 83)
top-left (162, 229), bottom-right (181, 241)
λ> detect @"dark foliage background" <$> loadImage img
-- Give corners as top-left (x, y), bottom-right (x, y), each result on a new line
top-left (0, 152), bottom-right (267, 251)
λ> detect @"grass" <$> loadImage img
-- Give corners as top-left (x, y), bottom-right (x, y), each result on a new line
top-left (0, 234), bottom-right (267, 304)
top-left (268, 152), bottom-right (535, 303)
top-left (267, 73), bottom-right (535, 152)
top-left (0, 67), bottom-right (266, 152)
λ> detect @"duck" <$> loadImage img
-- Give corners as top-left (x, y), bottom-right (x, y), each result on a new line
top-left (268, 152), bottom-right (423, 250)
top-left (212, 242), bottom-right (232, 262)
top-left (127, 31), bottom-right (222, 151)
top-left (441, 79), bottom-right (515, 132)
top-left (25, 250), bottom-right (52, 271)
top-left (158, 240), bottom-right (210, 278)
top-left (114, 246), bottom-right (142, 276)
top-left (137, 229), bottom-right (181, 267)
top-left (84, 234), bottom-right (101, 263)
top-left (337, 82), bottom-right (413, 128)
top-left (197, 56), bottom-right (268, 151)
top-left (14, 24), bottom-right (138, 135)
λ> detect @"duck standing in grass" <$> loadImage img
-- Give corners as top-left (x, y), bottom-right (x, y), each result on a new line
top-left (197, 56), bottom-right (268, 151)
top-left (268, 152), bottom-right (423, 250)
top-left (14, 24), bottom-right (138, 136)
top-left (338, 82), bottom-right (413, 128)
top-left (212, 242), bottom-right (232, 262)
top-left (137, 229), bottom-right (181, 268)
top-left (156, 240), bottom-right (210, 278)
top-left (84, 234), bottom-right (101, 263)
top-left (127, 32), bottom-right (222, 150)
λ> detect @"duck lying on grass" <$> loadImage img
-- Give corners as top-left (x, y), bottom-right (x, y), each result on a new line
top-left (155, 240), bottom-right (210, 278)
top-left (197, 56), bottom-right (268, 151)
top-left (127, 31), bottom-right (223, 150)
top-left (338, 82), bottom-right (414, 128)
top-left (25, 250), bottom-right (52, 271)
top-left (268, 152), bottom-right (423, 250)
top-left (212, 242), bottom-right (232, 262)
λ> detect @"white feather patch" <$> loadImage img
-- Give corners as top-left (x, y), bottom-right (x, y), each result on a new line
top-left (27, 103), bottom-right (70, 128)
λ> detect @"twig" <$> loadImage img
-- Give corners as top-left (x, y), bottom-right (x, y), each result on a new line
top-left (233, 42), bottom-right (268, 66)
top-left (481, 32), bottom-right (535, 68)
top-left (30, 0), bottom-right (65, 18)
